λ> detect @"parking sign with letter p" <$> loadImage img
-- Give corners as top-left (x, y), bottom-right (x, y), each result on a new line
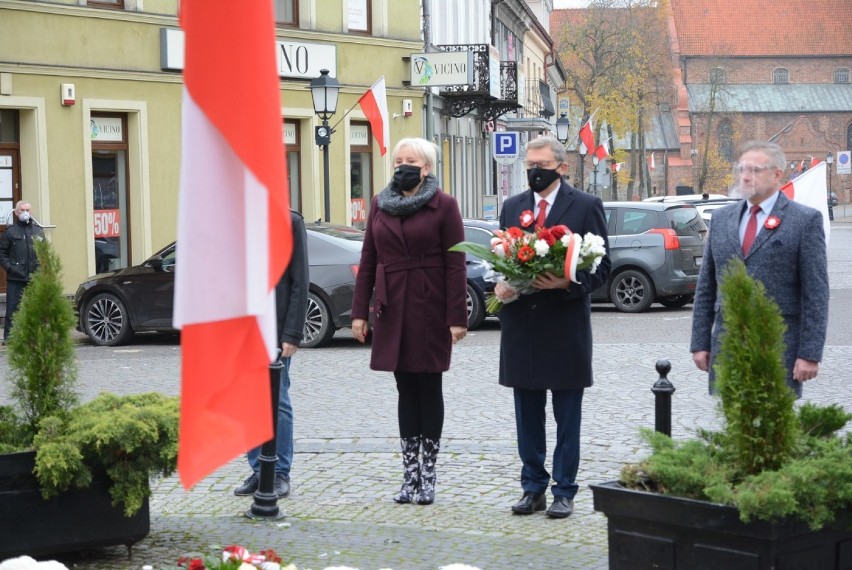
top-left (493, 132), bottom-right (519, 165)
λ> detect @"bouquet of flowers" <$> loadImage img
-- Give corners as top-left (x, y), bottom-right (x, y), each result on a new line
top-left (450, 211), bottom-right (606, 314)
top-left (177, 545), bottom-right (294, 570)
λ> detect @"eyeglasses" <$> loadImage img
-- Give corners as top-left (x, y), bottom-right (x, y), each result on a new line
top-left (734, 164), bottom-right (776, 175)
top-left (525, 160), bottom-right (561, 169)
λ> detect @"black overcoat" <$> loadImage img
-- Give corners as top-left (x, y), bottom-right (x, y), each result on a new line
top-left (497, 181), bottom-right (610, 390)
top-left (352, 189), bottom-right (467, 373)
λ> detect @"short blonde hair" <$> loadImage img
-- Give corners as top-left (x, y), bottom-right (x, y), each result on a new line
top-left (392, 138), bottom-right (439, 170)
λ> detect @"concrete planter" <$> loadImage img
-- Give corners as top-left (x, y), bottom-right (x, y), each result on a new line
top-left (591, 480), bottom-right (852, 569)
top-left (0, 450), bottom-right (149, 560)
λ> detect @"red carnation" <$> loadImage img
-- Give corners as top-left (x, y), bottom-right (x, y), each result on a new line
top-left (507, 226), bottom-right (524, 239)
top-left (520, 210), bottom-right (535, 227)
top-left (538, 228), bottom-right (556, 246)
top-left (517, 245), bottom-right (535, 262)
top-left (550, 225), bottom-right (569, 240)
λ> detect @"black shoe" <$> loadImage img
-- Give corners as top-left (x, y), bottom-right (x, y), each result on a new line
top-left (546, 496), bottom-right (574, 519)
top-left (274, 473), bottom-right (290, 498)
top-left (233, 473), bottom-right (259, 496)
top-left (511, 492), bottom-right (546, 515)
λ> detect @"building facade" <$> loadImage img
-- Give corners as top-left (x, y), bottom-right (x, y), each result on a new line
top-left (0, 0), bottom-right (423, 293)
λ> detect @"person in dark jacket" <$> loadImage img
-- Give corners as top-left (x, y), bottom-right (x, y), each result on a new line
top-left (496, 136), bottom-right (610, 519)
top-left (233, 210), bottom-right (309, 498)
top-left (351, 137), bottom-right (468, 506)
top-left (0, 201), bottom-right (46, 342)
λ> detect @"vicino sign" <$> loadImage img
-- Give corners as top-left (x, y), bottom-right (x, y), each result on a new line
top-left (410, 51), bottom-right (474, 87)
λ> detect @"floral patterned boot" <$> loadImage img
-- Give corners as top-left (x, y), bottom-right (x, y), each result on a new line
top-left (416, 438), bottom-right (441, 505)
top-left (393, 436), bottom-right (421, 504)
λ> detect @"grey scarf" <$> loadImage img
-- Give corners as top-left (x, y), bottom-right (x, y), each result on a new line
top-left (376, 174), bottom-right (439, 217)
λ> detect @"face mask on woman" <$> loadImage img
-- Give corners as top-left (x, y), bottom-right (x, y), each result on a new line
top-left (392, 164), bottom-right (423, 193)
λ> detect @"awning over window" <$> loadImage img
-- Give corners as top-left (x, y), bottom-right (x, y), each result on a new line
top-left (539, 82), bottom-right (556, 117)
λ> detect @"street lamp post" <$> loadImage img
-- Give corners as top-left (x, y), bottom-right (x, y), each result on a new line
top-left (555, 113), bottom-right (574, 186)
top-left (591, 154), bottom-right (600, 196)
top-left (826, 152), bottom-right (835, 221)
top-left (310, 69), bottom-right (340, 222)
top-left (555, 112), bottom-right (571, 145)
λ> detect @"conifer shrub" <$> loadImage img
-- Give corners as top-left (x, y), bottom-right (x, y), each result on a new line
top-left (621, 258), bottom-right (852, 530)
top-left (5, 239), bottom-right (77, 443)
top-left (1, 239), bottom-right (179, 516)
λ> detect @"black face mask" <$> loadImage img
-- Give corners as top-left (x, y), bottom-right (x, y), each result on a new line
top-left (527, 167), bottom-right (561, 193)
top-left (392, 164), bottom-right (424, 193)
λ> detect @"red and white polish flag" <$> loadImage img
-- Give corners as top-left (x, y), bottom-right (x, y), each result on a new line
top-left (358, 77), bottom-right (390, 156)
top-left (781, 160), bottom-right (831, 245)
top-left (174, 0), bottom-right (292, 489)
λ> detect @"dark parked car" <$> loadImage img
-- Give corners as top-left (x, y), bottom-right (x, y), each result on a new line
top-left (594, 202), bottom-right (707, 312)
top-left (75, 222), bottom-right (364, 349)
top-left (462, 219), bottom-right (500, 329)
top-left (828, 191), bottom-right (838, 208)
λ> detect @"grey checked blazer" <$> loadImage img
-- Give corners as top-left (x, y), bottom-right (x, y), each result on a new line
top-left (689, 191), bottom-right (829, 395)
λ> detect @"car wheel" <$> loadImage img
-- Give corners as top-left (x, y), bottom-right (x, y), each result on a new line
top-left (466, 283), bottom-right (486, 330)
top-left (658, 295), bottom-right (693, 308)
top-left (610, 270), bottom-right (655, 313)
top-left (83, 293), bottom-right (134, 346)
top-left (303, 291), bottom-right (336, 348)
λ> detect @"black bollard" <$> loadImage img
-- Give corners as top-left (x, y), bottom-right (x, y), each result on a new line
top-left (246, 355), bottom-right (285, 520)
top-left (651, 359), bottom-right (675, 437)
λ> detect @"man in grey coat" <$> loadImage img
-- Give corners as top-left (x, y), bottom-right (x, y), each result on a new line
top-left (690, 141), bottom-right (829, 397)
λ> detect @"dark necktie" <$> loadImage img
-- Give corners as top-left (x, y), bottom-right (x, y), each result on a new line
top-left (742, 204), bottom-right (761, 256)
top-left (536, 199), bottom-right (548, 228)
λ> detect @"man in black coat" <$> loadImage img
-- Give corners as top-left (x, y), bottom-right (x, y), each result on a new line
top-left (233, 210), bottom-right (309, 498)
top-left (497, 136), bottom-right (610, 519)
top-left (0, 201), bottom-right (46, 342)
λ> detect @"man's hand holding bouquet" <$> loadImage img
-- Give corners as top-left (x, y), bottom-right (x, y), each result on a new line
top-left (450, 210), bottom-right (606, 314)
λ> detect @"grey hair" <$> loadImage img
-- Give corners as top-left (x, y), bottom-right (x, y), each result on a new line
top-left (15, 200), bottom-right (30, 210)
top-left (737, 141), bottom-right (786, 170)
top-left (526, 135), bottom-right (567, 164)
top-left (392, 137), bottom-right (439, 170)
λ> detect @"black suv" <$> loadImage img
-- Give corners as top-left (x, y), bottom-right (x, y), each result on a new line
top-left (594, 202), bottom-right (707, 312)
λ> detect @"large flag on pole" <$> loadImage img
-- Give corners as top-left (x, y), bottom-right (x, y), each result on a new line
top-left (174, 0), bottom-right (292, 489)
top-left (358, 77), bottom-right (390, 156)
top-left (781, 160), bottom-right (830, 245)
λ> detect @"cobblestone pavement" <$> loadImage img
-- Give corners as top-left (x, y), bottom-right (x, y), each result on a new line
top-left (1, 224), bottom-right (851, 570)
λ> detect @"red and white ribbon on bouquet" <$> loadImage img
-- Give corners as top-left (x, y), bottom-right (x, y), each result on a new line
top-left (563, 231), bottom-right (582, 284)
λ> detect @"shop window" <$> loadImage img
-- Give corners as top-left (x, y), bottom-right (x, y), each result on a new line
top-left (835, 68), bottom-right (850, 84)
top-left (350, 123), bottom-right (372, 229)
top-left (87, 0), bottom-right (124, 8)
top-left (275, 0), bottom-right (298, 27)
top-left (283, 120), bottom-right (302, 212)
top-left (91, 114), bottom-right (130, 273)
top-left (348, 0), bottom-right (372, 34)
top-left (772, 68), bottom-right (789, 84)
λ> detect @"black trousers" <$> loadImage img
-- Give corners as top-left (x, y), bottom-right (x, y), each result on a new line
top-left (394, 371), bottom-right (444, 440)
top-left (3, 279), bottom-right (26, 340)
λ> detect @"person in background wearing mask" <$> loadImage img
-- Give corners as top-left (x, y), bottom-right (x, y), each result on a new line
top-left (495, 136), bottom-right (610, 519)
top-left (351, 137), bottom-right (467, 506)
top-left (691, 141), bottom-right (829, 397)
top-left (0, 201), bottom-right (46, 343)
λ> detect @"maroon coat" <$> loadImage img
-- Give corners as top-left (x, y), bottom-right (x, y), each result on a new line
top-left (352, 190), bottom-right (467, 372)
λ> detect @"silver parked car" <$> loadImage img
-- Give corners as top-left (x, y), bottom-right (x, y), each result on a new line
top-left (594, 202), bottom-right (707, 312)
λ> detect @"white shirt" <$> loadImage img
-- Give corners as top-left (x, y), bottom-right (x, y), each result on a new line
top-left (738, 191), bottom-right (780, 246)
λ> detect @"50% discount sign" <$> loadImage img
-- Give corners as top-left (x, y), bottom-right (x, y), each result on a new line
top-left (93, 209), bottom-right (121, 237)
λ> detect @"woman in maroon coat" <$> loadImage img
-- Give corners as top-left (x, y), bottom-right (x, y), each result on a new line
top-left (351, 137), bottom-right (468, 506)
